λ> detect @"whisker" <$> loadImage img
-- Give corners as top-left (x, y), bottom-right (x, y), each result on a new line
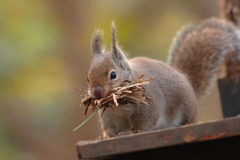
top-left (72, 87), bottom-right (88, 92)
top-left (45, 89), bottom-right (78, 110)
top-left (65, 97), bottom-right (82, 114)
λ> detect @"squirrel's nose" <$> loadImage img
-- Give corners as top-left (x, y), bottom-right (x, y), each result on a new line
top-left (93, 87), bottom-right (103, 98)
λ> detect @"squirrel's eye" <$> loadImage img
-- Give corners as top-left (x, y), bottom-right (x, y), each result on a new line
top-left (87, 78), bottom-right (89, 82)
top-left (110, 71), bottom-right (117, 80)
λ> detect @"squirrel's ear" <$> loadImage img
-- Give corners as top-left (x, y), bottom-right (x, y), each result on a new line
top-left (111, 22), bottom-right (131, 71)
top-left (91, 29), bottom-right (104, 55)
top-left (111, 22), bottom-right (117, 55)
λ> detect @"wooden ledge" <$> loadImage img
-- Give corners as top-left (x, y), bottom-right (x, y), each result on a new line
top-left (76, 116), bottom-right (240, 159)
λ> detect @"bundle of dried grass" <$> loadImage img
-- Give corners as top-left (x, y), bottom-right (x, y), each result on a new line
top-left (81, 75), bottom-right (154, 115)
top-left (73, 75), bottom-right (153, 131)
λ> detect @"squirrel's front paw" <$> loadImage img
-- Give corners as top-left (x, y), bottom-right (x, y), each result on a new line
top-left (131, 130), bottom-right (141, 133)
top-left (117, 130), bottom-right (142, 136)
top-left (97, 136), bottom-right (111, 140)
top-left (97, 131), bottom-right (116, 140)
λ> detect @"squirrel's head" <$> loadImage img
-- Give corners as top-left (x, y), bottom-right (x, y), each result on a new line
top-left (87, 22), bottom-right (132, 98)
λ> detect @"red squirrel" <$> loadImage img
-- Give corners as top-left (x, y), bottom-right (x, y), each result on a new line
top-left (86, 18), bottom-right (240, 138)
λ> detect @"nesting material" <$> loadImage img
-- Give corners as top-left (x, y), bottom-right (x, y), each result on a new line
top-left (81, 75), bottom-right (154, 115)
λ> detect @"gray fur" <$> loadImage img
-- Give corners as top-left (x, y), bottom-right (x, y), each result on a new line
top-left (168, 18), bottom-right (240, 99)
top-left (92, 29), bottom-right (104, 55)
top-left (88, 23), bottom-right (198, 137)
top-left (88, 18), bottom-right (240, 138)
top-left (111, 22), bottom-right (131, 71)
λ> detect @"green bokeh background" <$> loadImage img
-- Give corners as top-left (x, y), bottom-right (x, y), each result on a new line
top-left (0, 0), bottom-right (220, 159)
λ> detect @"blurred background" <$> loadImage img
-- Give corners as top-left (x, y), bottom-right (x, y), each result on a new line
top-left (0, 0), bottom-right (222, 159)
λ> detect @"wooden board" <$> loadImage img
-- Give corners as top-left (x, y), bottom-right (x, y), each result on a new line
top-left (76, 116), bottom-right (240, 159)
top-left (218, 79), bottom-right (240, 118)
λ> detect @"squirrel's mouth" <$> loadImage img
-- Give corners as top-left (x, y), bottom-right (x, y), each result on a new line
top-left (91, 85), bottom-right (112, 99)
top-left (100, 85), bottom-right (115, 98)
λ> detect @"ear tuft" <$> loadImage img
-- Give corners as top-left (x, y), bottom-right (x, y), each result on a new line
top-left (111, 22), bottom-right (117, 55)
top-left (110, 22), bottom-right (131, 71)
top-left (92, 29), bottom-right (104, 55)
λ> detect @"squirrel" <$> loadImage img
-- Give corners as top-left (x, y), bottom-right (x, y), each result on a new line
top-left (86, 18), bottom-right (240, 137)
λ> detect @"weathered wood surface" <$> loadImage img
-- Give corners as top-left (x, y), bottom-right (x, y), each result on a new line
top-left (218, 79), bottom-right (240, 118)
top-left (76, 116), bottom-right (240, 159)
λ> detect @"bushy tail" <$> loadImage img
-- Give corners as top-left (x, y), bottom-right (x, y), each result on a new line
top-left (168, 18), bottom-right (240, 99)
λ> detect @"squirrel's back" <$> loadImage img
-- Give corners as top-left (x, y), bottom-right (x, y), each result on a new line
top-left (130, 57), bottom-right (198, 126)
